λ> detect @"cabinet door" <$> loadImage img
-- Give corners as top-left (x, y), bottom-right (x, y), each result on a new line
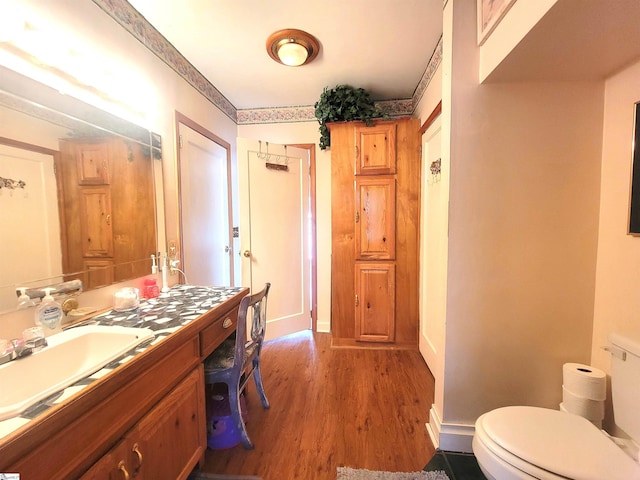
top-left (81, 367), bottom-right (205, 480)
top-left (355, 262), bottom-right (395, 342)
top-left (76, 142), bottom-right (110, 185)
top-left (355, 176), bottom-right (395, 260)
top-left (131, 366), bottom-right (206, 479)
top-left (83, 259), bottom-right (115, 289)
top-left (355, 123), bottom-right (396, 175)
top-left (80, 186), bottom-right (114, 257)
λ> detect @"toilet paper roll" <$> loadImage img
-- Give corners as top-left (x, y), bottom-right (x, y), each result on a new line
top-left (562, 386), bottom-right (605, 420)
top-left (563, 363), bottom-right (607, 401)
top-left (559, 403), bottom-right (602, 428)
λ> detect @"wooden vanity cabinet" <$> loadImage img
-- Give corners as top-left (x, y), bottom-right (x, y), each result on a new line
top-left (81, 367), bottom-right (205, 480)
top-left (0, 289), bottom-right (248, 480)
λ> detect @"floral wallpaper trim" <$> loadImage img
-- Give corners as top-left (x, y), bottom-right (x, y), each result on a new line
top-left (91, 0), bottom-right (442, 125)
top-left (92, 0), bottom-right (237, 123)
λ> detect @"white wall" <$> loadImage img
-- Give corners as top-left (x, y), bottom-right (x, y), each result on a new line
top-left (592, 59), bottom-right (640, 380)
top-left (437, 0), bottom-right (603, 451)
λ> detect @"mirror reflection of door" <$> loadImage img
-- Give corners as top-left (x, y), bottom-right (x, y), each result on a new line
top-left (177, 114), bottom-right (233, 286)
top-left (0, 143), bottom-right (62, 295)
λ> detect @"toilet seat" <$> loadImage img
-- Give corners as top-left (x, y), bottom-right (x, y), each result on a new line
top-left (474, 406), bottom-right (640, 480)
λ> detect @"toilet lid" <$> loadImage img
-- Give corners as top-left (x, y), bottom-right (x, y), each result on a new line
top-left (479, 406), bottom-right (640, 480)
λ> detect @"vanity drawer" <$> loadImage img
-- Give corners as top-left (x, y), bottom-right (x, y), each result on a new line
top-left (199, 306), bottom-right (238, 358)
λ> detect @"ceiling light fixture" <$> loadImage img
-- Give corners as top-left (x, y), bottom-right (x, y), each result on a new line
top-left (266, 29), bottom-right (319, 67)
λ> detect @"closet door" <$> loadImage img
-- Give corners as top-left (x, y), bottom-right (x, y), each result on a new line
top-left (355, 176), bottom-right (395, 260)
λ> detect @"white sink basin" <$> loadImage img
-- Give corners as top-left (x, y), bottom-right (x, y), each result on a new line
top-left (0, 325), bottom-right (154, 421)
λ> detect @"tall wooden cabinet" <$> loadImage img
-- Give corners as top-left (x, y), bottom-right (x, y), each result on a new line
top-left (330, 118), bottom-right (420, 347)
top-left (57, 137), bottom-right (156, 289)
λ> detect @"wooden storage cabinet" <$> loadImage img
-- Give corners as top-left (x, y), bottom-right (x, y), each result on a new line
top-left (81, 367), bottom-right (205, 480)
top-left (330, 118), bottom-right (420, 348)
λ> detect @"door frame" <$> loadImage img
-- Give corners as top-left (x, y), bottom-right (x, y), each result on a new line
top-left (287, 143), bottom-right (317, 331)
top-left (175, 111), bottom-right (234, 285)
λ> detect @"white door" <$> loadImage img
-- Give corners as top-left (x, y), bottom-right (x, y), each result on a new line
top-left (179, 123), bottom-right (233, 286)
top-left (237, 138), bottom-right (311, 341)
top-left (419, 114), bottom-right (446, 373)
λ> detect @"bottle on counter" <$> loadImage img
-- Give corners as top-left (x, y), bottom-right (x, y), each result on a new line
top-left (34, 288), bottom-right (63, 330)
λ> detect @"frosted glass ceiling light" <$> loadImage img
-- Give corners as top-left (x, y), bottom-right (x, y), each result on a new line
top-left (267, 29), bottom-right (319, 67)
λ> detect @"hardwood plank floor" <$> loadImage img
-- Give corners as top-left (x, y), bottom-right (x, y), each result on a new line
top-left (200, 331), bottom-right (437, 480)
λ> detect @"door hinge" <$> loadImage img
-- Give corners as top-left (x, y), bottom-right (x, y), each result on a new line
top-left (355, 211), bottom-right (360, 223)
top-left (355, 294), bottom-right (359, 306)
top-left (179, 134), bottom-right (183, 149)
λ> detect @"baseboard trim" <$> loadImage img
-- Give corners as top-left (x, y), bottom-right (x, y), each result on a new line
top-left (427, 405), bottom-right (475, 453)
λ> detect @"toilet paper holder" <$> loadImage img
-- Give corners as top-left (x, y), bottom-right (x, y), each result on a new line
top-left (603, 345), bottom-right (626, 361)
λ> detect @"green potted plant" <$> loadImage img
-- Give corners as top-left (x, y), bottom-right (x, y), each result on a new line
top-left (314, 85), bottom-right (386, 150)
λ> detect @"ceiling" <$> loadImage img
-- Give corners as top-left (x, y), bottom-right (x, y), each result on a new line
top-left (126, 0), bottom-right (444, 110)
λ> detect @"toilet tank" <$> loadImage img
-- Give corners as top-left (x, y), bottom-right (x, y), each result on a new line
top-left (609, 332), bottom-right (640, 442)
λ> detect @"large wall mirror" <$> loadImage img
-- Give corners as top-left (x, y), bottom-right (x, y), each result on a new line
top-left (0, 65), bottom-right (165, 314)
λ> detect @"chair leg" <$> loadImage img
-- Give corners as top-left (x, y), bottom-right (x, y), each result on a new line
top-left (253, 361), bottom-right (270, 409)
top-left (228, 382), bottom-right (253, 449)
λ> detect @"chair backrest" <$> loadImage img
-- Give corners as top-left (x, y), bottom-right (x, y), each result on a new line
top-left (234, 283), bottom-right (271, 371)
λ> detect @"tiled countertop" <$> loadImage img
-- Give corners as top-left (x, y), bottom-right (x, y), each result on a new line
top-left (0, 285), bottom-right (244, 440)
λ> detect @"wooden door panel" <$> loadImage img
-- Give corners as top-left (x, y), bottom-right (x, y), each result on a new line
top-left (355, 263), bottom-right (395, 342)
top-left (355, 176), bottom-right (396, 260)
top-left (355, 123), bottom-right (396, 175)
top-left (80, 187), bottom-right (113, 257)
top-left (77, 142), bottom-right (110, 185)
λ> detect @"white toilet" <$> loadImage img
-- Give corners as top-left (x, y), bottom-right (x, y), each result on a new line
top-left (473, 333), bottom-right (640, 480)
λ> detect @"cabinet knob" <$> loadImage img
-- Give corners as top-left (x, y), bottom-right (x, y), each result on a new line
top-left (117, 461), bottom-right (130, 480)
top-left (222, 317), bottom-right (233, 328)
top-left (243, 250), bottom-right (251, 258)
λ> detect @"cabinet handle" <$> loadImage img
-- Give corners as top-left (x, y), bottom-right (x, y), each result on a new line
top-left (222, 317), bottom-right (233, 329)
top-left (132, 443), bottom-right (143, 473)
top-left (355, 145), bottom-right (360, 159)
top-left (117, 461), bottom-right (130, 480)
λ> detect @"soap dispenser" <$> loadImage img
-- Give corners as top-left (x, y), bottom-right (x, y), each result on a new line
top-left (34, 288), bottom-right (63, 330)
top-left (17, 288), bottom-right (36, 309)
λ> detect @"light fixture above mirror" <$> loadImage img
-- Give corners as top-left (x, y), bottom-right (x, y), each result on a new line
top-left (266, 29), bottom-right (319, 67)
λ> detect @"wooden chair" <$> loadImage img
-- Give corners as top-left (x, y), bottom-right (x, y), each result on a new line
top-left (203, 283), bottom-right (271, 449)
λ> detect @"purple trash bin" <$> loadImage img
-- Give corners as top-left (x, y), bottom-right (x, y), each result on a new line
top-left (206, 386), bottom-right (248, 450)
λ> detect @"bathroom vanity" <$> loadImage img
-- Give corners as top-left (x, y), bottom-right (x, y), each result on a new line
top-left (0, 285), bottom-right (248, 479)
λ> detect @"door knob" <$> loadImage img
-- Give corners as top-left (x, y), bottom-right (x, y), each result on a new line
top-left (243, 250), bottom-right (251, 258)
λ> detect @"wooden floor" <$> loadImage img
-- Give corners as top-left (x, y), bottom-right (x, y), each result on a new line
top-left (201, 331), bottom-right (437, 480)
